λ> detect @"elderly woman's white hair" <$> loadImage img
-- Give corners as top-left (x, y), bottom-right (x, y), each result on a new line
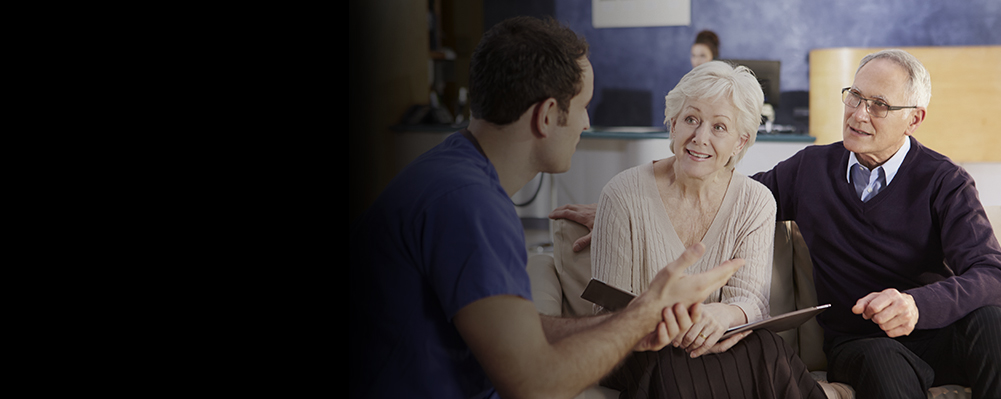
top-left (857, 49), bottom-right (932, 107)
top-left (664, 60), bottom-right (764, 168)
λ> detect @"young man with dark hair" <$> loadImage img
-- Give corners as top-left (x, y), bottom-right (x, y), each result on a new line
top-left (350, 16), bottom-right (743, 399)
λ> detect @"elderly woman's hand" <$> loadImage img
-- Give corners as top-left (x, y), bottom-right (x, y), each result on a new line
top-left (673, 303), bottom-right (749, 357)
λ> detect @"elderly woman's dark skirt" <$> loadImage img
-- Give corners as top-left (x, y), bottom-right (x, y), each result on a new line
top-left (601, 329), bottom-right (826, 399)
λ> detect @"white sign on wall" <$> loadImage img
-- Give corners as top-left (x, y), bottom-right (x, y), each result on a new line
top-left (592, 0), bottom-right (691, 28)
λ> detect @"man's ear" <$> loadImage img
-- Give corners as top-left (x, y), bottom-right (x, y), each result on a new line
top-left (905, 107), bottom-right (926, 136)
top-left (532, 98), bottom-right (559, 138)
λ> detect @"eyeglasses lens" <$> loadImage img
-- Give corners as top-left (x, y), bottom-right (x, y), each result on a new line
top-left (843, 90), bottom-right (889, 117)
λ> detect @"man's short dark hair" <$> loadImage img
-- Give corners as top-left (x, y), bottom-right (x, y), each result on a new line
top-left (469, 16), bottom-right (589, 126)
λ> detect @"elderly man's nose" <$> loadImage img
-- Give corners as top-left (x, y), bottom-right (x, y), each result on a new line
top-left (853, 101), bottom-right (871, 121)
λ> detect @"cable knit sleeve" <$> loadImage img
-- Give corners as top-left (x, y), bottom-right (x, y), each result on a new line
top-left (717, 177), bottom-right (776, 323)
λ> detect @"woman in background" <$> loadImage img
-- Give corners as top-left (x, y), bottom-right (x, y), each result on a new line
top-left (592, 61), bottom-right (824, 398)
top-left (690, 30), bottom-right (719, 69)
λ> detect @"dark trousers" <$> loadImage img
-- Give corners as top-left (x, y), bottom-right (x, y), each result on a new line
top-left (827, 306), bottom-right (1001, 399)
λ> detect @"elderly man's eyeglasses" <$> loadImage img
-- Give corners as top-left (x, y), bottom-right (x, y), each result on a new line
top-left (842, 88), bottom-right (918, 118)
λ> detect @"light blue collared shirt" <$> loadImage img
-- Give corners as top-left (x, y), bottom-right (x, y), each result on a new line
top-left (846, 137), bottom-right (910, 192)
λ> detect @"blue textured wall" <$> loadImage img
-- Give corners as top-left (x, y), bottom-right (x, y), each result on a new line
top-left (535, 0), bottom-right (1001, 127)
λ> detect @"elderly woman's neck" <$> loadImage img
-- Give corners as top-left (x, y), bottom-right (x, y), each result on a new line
top-left (656, 158), bottom-right (733, 204)
top-left (674, 170), bottom-right (732, 200)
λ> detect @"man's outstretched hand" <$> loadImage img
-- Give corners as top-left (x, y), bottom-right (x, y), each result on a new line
top-left (629, 243), bottom-right (745, 350)
top-left (549, 203), bottom-right (597, 252)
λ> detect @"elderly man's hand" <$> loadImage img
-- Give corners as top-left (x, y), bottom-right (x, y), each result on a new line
top-left (852, 288), bottom-right (919, 337)
top-left (549, 203), bottom-right (598, 252)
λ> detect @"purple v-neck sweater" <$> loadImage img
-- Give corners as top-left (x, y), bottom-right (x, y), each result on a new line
top-left (752, 137), bottom-right (1001, 351)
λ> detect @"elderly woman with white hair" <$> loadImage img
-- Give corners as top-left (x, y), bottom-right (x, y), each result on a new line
top-left (592, 61), bottom-right (825, 398)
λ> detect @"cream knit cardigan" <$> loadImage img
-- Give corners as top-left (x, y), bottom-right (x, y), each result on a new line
top-left (591, 160), bottom-right (776, 323)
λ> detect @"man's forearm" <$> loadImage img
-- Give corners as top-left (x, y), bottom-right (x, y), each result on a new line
top-left (533, 306), bottom-right (661, 396)
top-left (540, 313), bottom-right (612, 343)
top-left (458, 297), bottom-right (657, 399)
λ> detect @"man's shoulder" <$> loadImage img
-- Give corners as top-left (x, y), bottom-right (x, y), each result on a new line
top-left (736, 172), bottom-right (776, 201)
top-left (759, 141), bottom-right (845, 179)
top-left (904, 138), bottom-right (970, 181)
top-left (800, 141), bottom-right (848, 158)
top-left (409, 132), bottom-right (490, 175)
top-left (764, 141), bottom-right (845, 170)
top-left (733, 172), bottom-right (777, 216)
top-left (362, 132), bottom-right (509, 230)
top-left (397, 133), bottom-right (500, 197)
top-left (909, 138), bottom-right (961, 166)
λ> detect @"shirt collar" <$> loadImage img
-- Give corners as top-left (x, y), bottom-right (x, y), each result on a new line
top-left (846, 137), bottom-right (911, 185)
top-left (460, 128), bottom-right (487, 158)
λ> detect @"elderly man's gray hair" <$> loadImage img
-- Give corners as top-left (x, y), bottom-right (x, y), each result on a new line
top-left (857, 49), bottom-right (932, 108)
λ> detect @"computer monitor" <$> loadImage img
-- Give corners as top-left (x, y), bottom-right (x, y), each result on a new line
top-left (721, 59), bottom-right (781, 110)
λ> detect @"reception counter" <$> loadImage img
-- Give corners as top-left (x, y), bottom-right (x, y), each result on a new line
top-left (584, 127), bottom-right (816, 142)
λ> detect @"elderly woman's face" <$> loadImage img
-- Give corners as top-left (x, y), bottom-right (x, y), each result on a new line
top-left (690, 44), bottom-right (713, 68)
top-left (670, 97), bottom-right (748, 178)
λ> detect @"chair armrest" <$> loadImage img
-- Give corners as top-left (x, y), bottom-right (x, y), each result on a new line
top-left (553, 219), bottom-right (595, 317)
top-left (788, 220), bottom-right (828, 371)
top-left (772, 221), bottom-right (799, 350)
top-left (528, 254), bottom-right (563, 316)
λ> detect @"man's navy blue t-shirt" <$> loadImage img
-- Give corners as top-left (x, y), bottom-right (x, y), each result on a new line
top-left (350, 131), bottom-right (532, 398)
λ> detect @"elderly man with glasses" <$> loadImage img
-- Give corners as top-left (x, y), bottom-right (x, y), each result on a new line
top-left (750, 49), bottom-right (1001, 399)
